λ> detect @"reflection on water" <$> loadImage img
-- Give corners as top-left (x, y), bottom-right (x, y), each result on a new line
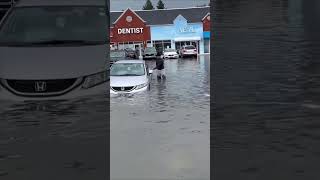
top-left (111, 56), bottom-right (210, 180)
top-left (213, 0), bottom-right (320, 179)
top-left (0, 95), bottom-right (108, 179)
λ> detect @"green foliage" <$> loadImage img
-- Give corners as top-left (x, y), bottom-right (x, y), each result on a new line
top-left (157, 0), bottom-right (165, 9)
top-left (143, 0), bottom-right (154, 10)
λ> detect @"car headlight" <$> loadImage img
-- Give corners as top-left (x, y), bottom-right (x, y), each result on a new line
top-left (82, 71), bottom-right (108, 89)
top-left (135, 83), bottom-right (148, 90)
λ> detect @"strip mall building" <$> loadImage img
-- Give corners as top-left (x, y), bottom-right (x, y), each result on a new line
top-left (110, 7), bottom-right (211, 54)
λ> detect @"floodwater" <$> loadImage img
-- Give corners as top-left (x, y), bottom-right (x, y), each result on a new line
top-left (0, 95), bottom-right (109, 179)
top-left (111, 55), bottom-right (210, 180)
top-left (213, 0), bottom-right (320, 179)
top-left (0, 55), bottom-right (210, 179)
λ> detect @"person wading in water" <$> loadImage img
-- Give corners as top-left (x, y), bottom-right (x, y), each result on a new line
top-left (153, 58), bottom-right (166, 80)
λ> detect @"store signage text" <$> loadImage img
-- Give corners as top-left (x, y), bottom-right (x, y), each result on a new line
top-left (179, 26), bottom-right (196, 33)
top-left (117, 28), bottom-right (144, 34)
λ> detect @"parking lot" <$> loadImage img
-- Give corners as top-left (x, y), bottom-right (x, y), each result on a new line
top-left (111, 55), bottom-right (210, 180)
top-left (0, 55), bottom-right (209, 179)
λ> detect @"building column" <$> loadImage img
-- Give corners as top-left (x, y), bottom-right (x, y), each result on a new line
top-left (209, 38), bottom-right (210, 53)
top-left (200, 39), bottom-right (205, 54)
top-left (171, 40), bottom-right (176, 50)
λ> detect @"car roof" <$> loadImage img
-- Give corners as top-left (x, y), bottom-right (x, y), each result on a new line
top-left (114, 60), bottom-right (145, 64)
top-left (15, 0), bottom-right (105, 7)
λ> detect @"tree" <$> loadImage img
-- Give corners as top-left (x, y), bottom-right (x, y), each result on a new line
top-left (143, 0), bottom-right (154, 10)
top-left (157, 0), bottom-right (165, 9)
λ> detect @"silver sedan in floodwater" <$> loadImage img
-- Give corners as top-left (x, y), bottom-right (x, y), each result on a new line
top-left (110, 60), bottom-right (153, 96)
top-left (0, 0), bottom-right (108, 101)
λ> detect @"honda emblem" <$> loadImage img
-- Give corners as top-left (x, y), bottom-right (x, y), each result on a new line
top-left (35, 81), bottom-right (47, 92)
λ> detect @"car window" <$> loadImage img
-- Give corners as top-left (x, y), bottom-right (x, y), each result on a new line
top-left (185, 46), bottom-right (196, 49)
top-left (110, 63), bottom-right (145, 76)
top-left (145, 47), bottom-right (156, 52)
top-left (0, 6), bottom-right (106, 46)
top-left (165, 49), bottom-right (175, 52)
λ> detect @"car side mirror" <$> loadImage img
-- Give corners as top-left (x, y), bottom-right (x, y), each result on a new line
top-left (149, 70), bottom-right (153, 74)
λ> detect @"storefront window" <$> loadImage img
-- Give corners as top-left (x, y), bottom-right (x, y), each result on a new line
top-left (153, 40), bottom-right (163, 55)
top-left (118, 43), bottom-right (124, 50)
top-left (175, 42), bottom-right (181, 50)
top-left (163, 40), bottom-right (171, 50)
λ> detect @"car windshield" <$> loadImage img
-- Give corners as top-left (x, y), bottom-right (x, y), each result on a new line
top-left (185, 46), bottom-right (196, 49)
top-left (110, 51), bottom-right (126, 58)
top-left (165, 49), bottom-right (175, 52)
top-left (145, 48), bottom-right (156, 52)
top-left (110, 63), bottom-right (145, 76)
top-left (0, 6), bottom-right (107, 46)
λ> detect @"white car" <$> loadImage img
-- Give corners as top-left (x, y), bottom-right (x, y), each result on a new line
top-left (110, 60), bottom-right (152, 95)
top-left (179, 45), bottom-right (198, 58)
top-left (0, 0), bottom-right (108, 101)
top-left (163, 48), bottom-right (179, 59)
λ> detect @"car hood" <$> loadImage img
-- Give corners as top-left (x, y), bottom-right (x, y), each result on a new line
top-left (164, 52), bottom-right (177, 55)
top-left (110, 75), bottom-right (147, 87)
top-left (0, 45), bottom-right (107, 79)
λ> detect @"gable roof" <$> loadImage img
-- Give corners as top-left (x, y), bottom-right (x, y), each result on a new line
top-left (113, 8), bottom-right (146, 25)
top-left (202, 12), bottom-right (210, 21)
top-left (111, 6), bottom-right (210, 26)
top-left (173, 14), bottom-right (188, 23)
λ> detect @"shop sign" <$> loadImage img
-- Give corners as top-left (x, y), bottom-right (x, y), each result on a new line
top-left (117, 27), bottom-right (144, 34)
top-left (179, 26), bottom-right (196, 33)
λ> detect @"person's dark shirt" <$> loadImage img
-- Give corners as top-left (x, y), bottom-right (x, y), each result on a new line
top-left (155, 59), bottom-right (164, 70)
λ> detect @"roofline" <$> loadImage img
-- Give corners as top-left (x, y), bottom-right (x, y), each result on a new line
top-left (110, 22), bottom-right (202, 28)
top-left (148, 22), bottom-right (202, 26)
top-left (113, 7), bottom-right (146, 25)
top-left (110, 6), bottom-right (210, 13)
top-left (202, 12), bottom-right (211, 21)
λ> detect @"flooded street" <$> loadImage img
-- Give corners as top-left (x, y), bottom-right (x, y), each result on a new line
top-left (213, 0), bottom-right (320, 179)
top-left (0, 96), bottom-right (108, 179)
top-left (111, 55), bottom-right (210, 180)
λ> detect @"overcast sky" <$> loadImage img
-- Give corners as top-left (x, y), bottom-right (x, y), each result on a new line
top-left (110, 0), bottom-right (210, 11)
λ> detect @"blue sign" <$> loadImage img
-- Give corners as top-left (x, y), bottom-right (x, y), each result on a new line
top-left (203, 31), bottom-right (210, 38)
top-left (173, 15), bottom-right (202, 38)
top-left (151, 14), bottom-right (203, 41)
